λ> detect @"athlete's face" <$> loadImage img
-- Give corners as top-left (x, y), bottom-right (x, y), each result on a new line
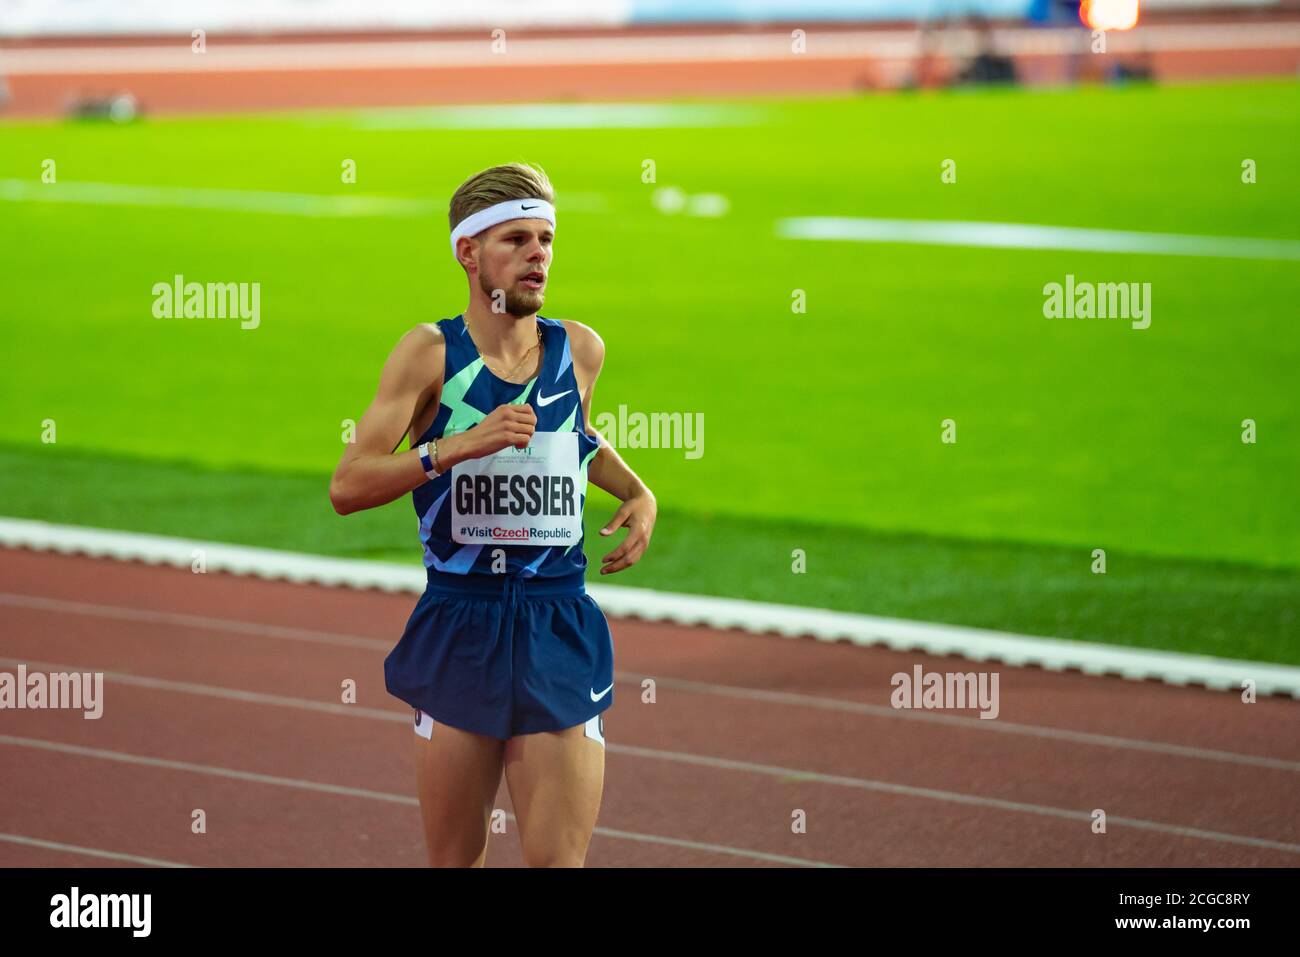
top-left (474, 218), bottom-right (553, 318)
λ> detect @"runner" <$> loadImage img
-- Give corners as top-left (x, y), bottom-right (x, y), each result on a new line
top-left (329, 161), bottom-right (657, 867)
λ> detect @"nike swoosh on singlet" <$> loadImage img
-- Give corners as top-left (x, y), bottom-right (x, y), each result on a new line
top-left (590, 682), bottom-right (614, 702)
top-left (537, 389), bottom-right (572, 407)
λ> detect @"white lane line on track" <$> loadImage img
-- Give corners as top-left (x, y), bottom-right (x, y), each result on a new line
top-left (0, 656), bottom-right (402, 721)
top-left (5, 720), bottom-right (1296, 858)
top-left (635, 673), bottom-right (1300, 774)
top-left (1, 658), bottom-right (1295, 856)
top-left (0, 735), bottom-right (839, 868)
top-left (3, 24), bottom-right (1297, 74)
top-left (3, 597), bottom-right (1296, 773)
top-left (0, 179), bottom-right (438, 218)
top-left (0, 832), bottom-right (192, 868)
top-left (612, 743), bottom-right (1300, 856)
top-left (776, 217), bottom-right (1300, 262)
top-left (585, 825), bottom-right (837, 866)
top-left (4, 520), bottom-right (1298, 698)
top-left (0, 592), bottom-right (392, 651)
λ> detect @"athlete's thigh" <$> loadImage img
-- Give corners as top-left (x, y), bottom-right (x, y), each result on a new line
top-left (503, 722), bottom-right (605, 867)
top-left (412, 712), bottom-right (506, 867)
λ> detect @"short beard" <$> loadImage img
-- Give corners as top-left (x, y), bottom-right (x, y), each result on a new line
top-left (479, 270), bottom-right (543, 318)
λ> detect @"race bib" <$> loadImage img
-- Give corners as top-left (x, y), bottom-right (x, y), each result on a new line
top-left (450, 431), bottom-right (582, 546)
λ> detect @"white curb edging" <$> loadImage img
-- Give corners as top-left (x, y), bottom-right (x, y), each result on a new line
top-left (1, 518), bottom-right (1296, 699)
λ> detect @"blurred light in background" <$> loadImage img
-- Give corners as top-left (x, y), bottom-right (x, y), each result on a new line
top-left (1081, 0), bottom-right (1141, 30)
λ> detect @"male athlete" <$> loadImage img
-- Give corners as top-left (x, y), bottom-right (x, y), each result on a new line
top-left (329, 162), bottom-right (656, 867)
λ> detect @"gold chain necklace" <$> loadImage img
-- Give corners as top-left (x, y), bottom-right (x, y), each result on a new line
top-left (465, 314), bottom-right (542, 382)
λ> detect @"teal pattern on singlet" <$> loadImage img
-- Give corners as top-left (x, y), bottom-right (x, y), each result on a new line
top-left (410, 315), bottom-right (601, 578)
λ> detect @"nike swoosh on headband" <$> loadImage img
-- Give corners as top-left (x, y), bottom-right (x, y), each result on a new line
top-left (590, 682), bottom-right (614, 702)
top-left (449, 198), bottom-right (556, 259)
top-left (537, 389), bottom-right (572, 407)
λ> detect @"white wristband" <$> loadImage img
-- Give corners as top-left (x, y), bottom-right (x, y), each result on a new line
top-left (417, 441), bottom-right (441, 479)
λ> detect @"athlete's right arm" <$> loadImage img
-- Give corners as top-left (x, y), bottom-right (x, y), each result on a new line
top-left (329, 325), bottom-right (538, 516)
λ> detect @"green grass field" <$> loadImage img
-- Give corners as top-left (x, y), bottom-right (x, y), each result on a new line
top-left (1, 80), bottom-right (1297, 663)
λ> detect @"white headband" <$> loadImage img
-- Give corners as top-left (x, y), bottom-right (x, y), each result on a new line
top-left (449, 198), bottom-right (556, 259)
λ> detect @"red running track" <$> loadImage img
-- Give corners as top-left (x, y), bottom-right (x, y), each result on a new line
top-left (3, 20), bottom-right (1299, 118)
top-left (0, 546), bottom-right (1297, 867)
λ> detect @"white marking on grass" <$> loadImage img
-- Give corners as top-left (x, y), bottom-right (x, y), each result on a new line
top-left (687, 193), bottom-right (730, 217)
top-left (0, 734), bottom-right (839, 867)
top-left (776, 217), bottom-right (1300, 262)
top-left (2, 519), bottom-right (1297, 697)
top-left (349, 102), bottom-right (761, 130)
top-left (0, 179), bottom-right (437, 218)
top-left (0, 832), bottom-right (191, 868)
top-left (0, 177), bottom-right (607, 217)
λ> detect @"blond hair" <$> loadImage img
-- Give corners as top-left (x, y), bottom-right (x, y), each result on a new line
top-left (448, 162), bottom-right (555, 231)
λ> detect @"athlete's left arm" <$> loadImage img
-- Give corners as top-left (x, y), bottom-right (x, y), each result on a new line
top-left (564, 320), bottom-right (657, 575)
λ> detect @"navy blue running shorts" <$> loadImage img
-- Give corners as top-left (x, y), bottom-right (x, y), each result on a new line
top-left (384, 567), bottom-right (614, 740)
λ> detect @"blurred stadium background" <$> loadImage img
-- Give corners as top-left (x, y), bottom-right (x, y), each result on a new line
top-left (1, 0), bottom-right (1297, 667)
